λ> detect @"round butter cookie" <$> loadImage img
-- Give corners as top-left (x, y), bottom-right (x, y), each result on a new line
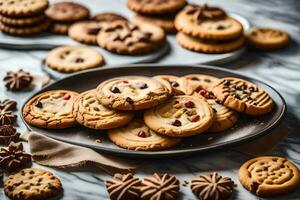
top-left (0, 0), bottom-right (48, 17)
top-left (0, 14), bottom-right (46, 27)
top-left (0, 20), bottom-right (49, 36)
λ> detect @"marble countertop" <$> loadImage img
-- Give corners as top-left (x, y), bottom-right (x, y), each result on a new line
top-left (0, 0), bottom-right (300, 199)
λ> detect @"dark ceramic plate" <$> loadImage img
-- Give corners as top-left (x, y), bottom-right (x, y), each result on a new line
top-left (22, 65), bottom-right (286, 157)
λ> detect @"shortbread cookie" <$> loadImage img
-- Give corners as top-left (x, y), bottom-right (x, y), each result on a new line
top-left (245, 28), bottom-right (290, 50)
top-left (212, 77), bottom-right (274, 115)
top-left (92, 12), bottom-right (127, 22)
top-left (97, 20), bottom-right (165, 55)
top-left (4, 168), bottom-right (62, 200)
top-left (0, 20), bottom-right (49, 36)
top-left (108, 119), bottom-right (181, 151)
top-left (0, 14), bottom-right (45, 27)
top-left (46, 45), bottom-right (104, 73)
top-left (73, 90), bottom-right (134, 130)
top-left (182, 74), bottom-right (219, 95)
top-left (45, 2), bottom-right (90, 22)
top-left (127, 0), bottom-right (186, 15)
top-left (153, 75), bottom-right (186, 95)
top-left (177, 32), bottom-right (245, 53)
top-left (0, 0), bottom-right (48, 17)
top-left (144, 95), bottom-right (214, 137)
top-left (238, 156), bottom-right (300, 197)
top-left (132, 14), bottom-right (176, 33)
top-left (23, 90), bottom-right (78, 129)
top-left (96, 76), bottom-right (170, 110)
top-left (175, 4), bottom-right (243, 40)
top-left (50, 22), bottom-right (71, 35)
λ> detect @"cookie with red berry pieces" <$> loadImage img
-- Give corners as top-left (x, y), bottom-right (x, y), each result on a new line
top-left (108, 119), bottom-right (181, 151)
top-left (212, 77), bottom-right (274, 115)
top-left (23, 90), bottom-right (78, 129)
top-left (153, 75), bottom-right (186, 95)
top-left (144, 95), bottom-right (214, 137)
top-left (96, 76), bottom-right (170, 111)
top-left (182, 74), bottom-right (219, 95)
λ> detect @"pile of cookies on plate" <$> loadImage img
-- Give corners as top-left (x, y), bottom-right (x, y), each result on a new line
top-left (23, 73), bottom-right (274, 151)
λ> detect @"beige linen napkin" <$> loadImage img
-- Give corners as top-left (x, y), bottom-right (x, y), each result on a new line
top-left (27, 132), bottom-right (137, 175)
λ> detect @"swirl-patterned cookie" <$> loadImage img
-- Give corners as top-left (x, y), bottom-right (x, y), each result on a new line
top-left (23, 90), bottom-right (78, 129)
top-left (73, 90), bottom-right (134, 130)
top-left (212, 77), bottom-right (274, 115)
top-left (97, 20), bottom-right (165, 55)
top-left (108, 119), bottom-right (181, 151)
top-left (182, 74), bottom-right (219, 95)
top-left (153, 75), bottom-right (186, 95)
top-left (238, 156), bottom-right (300, 197)
top-left (144, 95), bottom-right (214, 137)
top-left (96, 76), bottom-right (170, 111)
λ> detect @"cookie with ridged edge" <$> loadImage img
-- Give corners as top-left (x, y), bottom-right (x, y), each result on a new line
top-left (238, 156), bottom-right (300, 197)
top-left (108, 119), bottom-right (181, 151)
top-left (73, 90), bottom-right (134, 130)
top-left (177, 32), bottom-right (245, 54)
top-left (23, 90), bottom-right (78, 129)
top-left (0, 0), bottom-right (48, 17)
top-left (0, 20), bottom-right (49, 36)
top-left (212, 77), bottom-right (274, 115)
top-left (127, 0), bottom-right (186, 15)
top-left (144, 95), bottom-right (214, 137)
top-left (96, 76), bottom-right (170, 111)
top-left (46, 45), bottom-right (104, 73)
top-left (0, 14), bottom-right (46, 27)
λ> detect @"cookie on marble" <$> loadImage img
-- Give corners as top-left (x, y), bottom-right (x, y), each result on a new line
top-left (0, 0), bottom-right (48, 17)
top-left (23, 90), bottom-right (78, 129)
top-left (153, 75), bottom-right (186, 95)
top-left (46, 45), bottom-right (104, 73)
top-left (238, 156), bottom-right (300, 197)
top-left (108, 119), bottom-right (181, 151)
top-left (96, 76), bottom-right (170, 111)
top-left (0, 14), bottom-right (46, 27)
top-left (127, 0), bottom-right (186, 15)
top-left (0, 20), bottom-right (50, 36)
top-left (92, 12), bottom-right (127, 22)
top-left (175, 4), bottom-right (243, 40)
top-left (144, 95), bottom-right (214, 137)
top-left (176, 32), bottom-right (245, 53)
top-left (4, 168), bottom-right (62, 200)
top-left (182, 74), bottom-right (219, 95)
top-left (245, 28), bottom-right (290, 50)
top-left (212, 77), bottom-right (274, 115)
top-left (97, 20), bottom-right (165, 55)
top-left (73, 90), bottom-right (134, 130)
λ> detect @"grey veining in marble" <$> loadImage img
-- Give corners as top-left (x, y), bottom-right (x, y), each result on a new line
top-left (0, 0), bottom-right (300, 199)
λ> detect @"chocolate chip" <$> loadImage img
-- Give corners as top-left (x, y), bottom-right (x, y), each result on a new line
top-left (35, 101), bottom-right (43, 108)
top-left (253, 102), bottom-right (257, 106)
top-left (172, 120), bottom-right (182, 127)
top-left (233, 94), bottom-right (240, 100)
top-left (139, 83), bottom-right (148, 89)
top-left (223, 80), bottom-right (230, 86)
top-left (234, 85), bottom-right (242, 90)
top-left (247, 96), bottom-right (253, 100)
top-left (212, 108), bottom-right (217, 113)
top-left (126, 97), bottom-right (134, 104)
top-left (75, 58), bottom-right (84, 63)
top-left (249, 86), bottom-right (257, 92)
top-left (191, 77), bottom-right (199, 81)
top-left (87, 27), bottom-right (101, 35)
top-left (94, 107), bottom-right (100, 111)
top-left (111, 86), bottom-right (120, 93)
top-left (216, 25), bottom-right (225, 30)
top-left (215, 100), bottom-right (222, 104)
top-left (171, 81), bottom-right (179, 87)
top-left (204, 79), bottom-right (211, 83)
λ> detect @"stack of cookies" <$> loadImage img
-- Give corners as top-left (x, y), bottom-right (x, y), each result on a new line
top-left (0, 0), bottom-right (49, 36)
top-left (175, 4), bottom-right (245, 53)
top-left (45, 2), bottom-right (90, 35)
top-left (128, 0), bottom-right (187, 33)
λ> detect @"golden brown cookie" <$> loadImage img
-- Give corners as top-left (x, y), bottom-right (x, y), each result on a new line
top-left (127, 0), bottom-right (186, 15)
top-left (46, 45), bottom-right (104, 73)
top-left (212, 77), bottom-right (274, 115)
top-left (144, 95), bottom-right (214, 137)
top-left (238, 156), bottom-right (300, 197)
top-left (176, 32), bottom-right (245, 53)
top-left (0, 0), bottom-right (48, 17)
top-left (182, 74), bottom-right (219, 95)
top-left (0, 20), bottom-right (49, 36)
top-left (4, 168), bottom-right (62, 200)
top-left (96, 76), bottom-right (170, 111)
top-left (73, 90), bottom-right (134, 130)
top-left (108, 119), bottom-right (181, 151)
top-left (92, 12), bottom-right (127, 22)
top-left (0, 14), bottom-right (45, 27)
top-left (23, 90), bottom-right (78, 129)
top-left (175, 4), bottom-right (243, 40)
top-left (153, 75), bottom-right (186, 95)
top-left (50, 22), bottom-right (71, 35)
top-left (245, 28), bottom-right (290, 50)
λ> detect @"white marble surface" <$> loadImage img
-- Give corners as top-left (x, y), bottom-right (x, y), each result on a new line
top-left (0, 0), bottom-right (300, 199)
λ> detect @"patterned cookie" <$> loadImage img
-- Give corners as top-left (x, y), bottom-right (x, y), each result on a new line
top-left (175, 4), bottom-right (243, 40)
top-left (127, 0), bottom-right (186, 15)
top-left (245, 28), bottom-right (290, 50)
top-left (96, 76), bottom-right (170, 111)
top-left (132, 14), bottom-right (176, 33)
top-left (46, 45), bottom-right (104, 73)
top-left (92, 12), bottom-right (127, 22)
top-left (73, 90), bottom-right (134, 130)
top-left (212, 77), bottom-right (274, 115)
top-left (182, 74), bottom-right (219, 95)
top-left (177, 32), bottom-right (245, 53)
top-left (0, 0), bottom-right (48, 17)
top-left (108, 119), bottom-right (181, 151)
top-left (0, 14), bottom-right (45, 27)
top-left (144, 95), bottom-right (214, 137)
top-left (0, 20), bottom-right (49, 36)
top-left (238, 156), bottom-right (300, 197)
top-left (23, 90), bottom-right (78, 129)
top-left (97, 20), bottom-right (165, 55)
top-left (45, 2), bottom-right (90, 22)
top-left (4, 168), bottom-right (62, 200)
top-left (153, 75), bottom-right (187, 95)
top-left (50, 22), bottom-right (71, 35)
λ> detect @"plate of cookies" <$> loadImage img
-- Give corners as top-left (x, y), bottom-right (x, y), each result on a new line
top-left (21, 64), bottom-right (286, 157)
